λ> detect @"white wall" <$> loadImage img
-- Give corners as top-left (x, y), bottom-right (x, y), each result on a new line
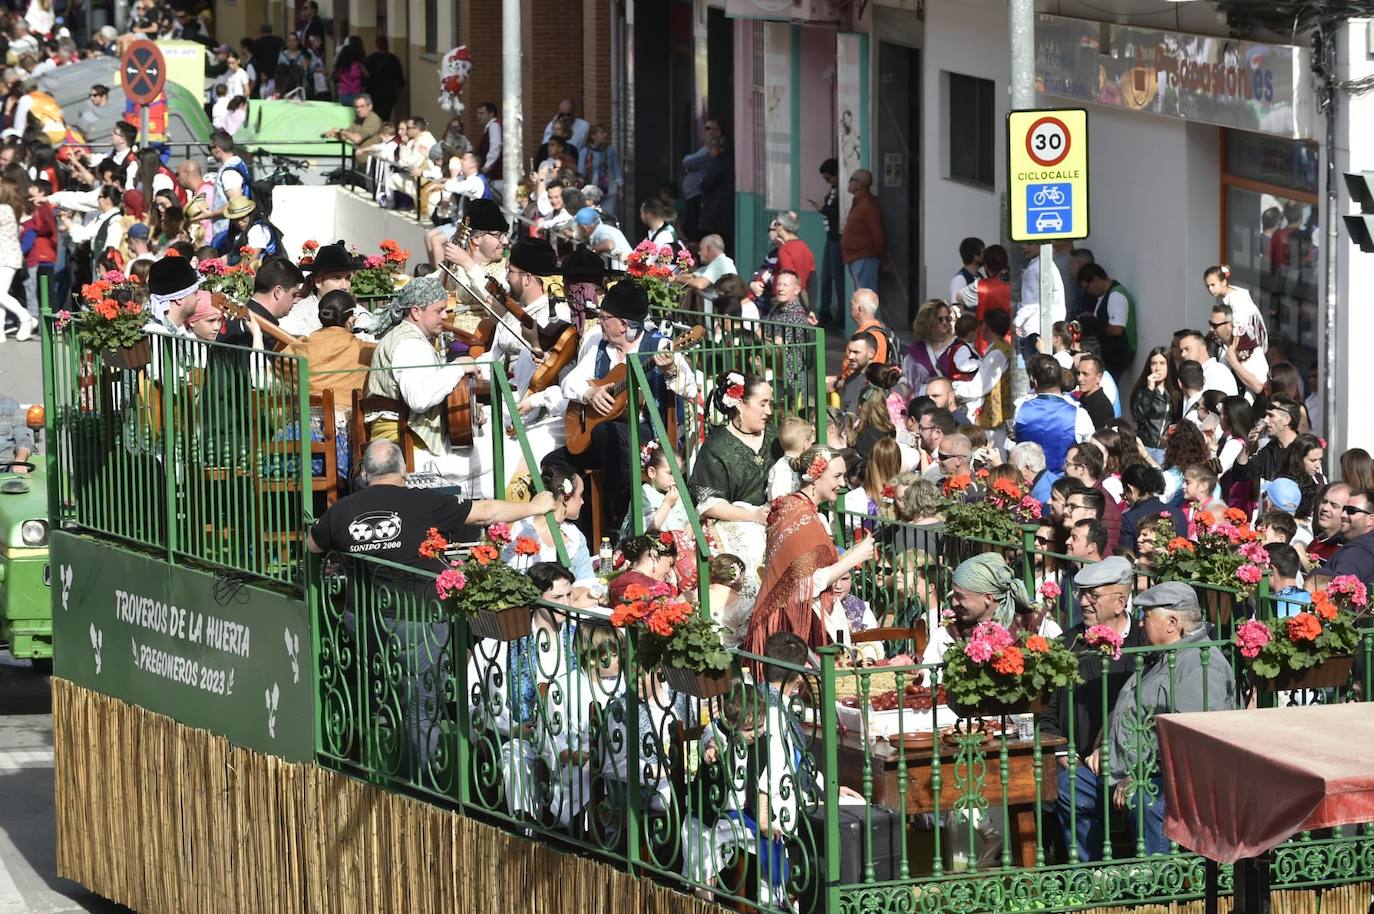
top-left (1069, 108), bottom-right (1221, 360)
top-left (270, 185), bottom-right (432, 264)
top-left (1333, 21), bottom-right (1374, 454)
top-left (919, 0), bottom-right (1009, 307)
top-left (919, 4), bottom-right (1220, 370)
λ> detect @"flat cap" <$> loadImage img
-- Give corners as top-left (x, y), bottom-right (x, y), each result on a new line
top-left (1134, 581), bottom-right (1200, 612)
top-left (1073, 556), bottom-right (1133, 589)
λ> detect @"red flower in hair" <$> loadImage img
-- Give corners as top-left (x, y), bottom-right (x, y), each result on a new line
top-left (805, 455), bottom-right (829, 481)
top-left (726, 383), bottom-right (744, 401)
top-left (659, 531), bottom-right (674, 546)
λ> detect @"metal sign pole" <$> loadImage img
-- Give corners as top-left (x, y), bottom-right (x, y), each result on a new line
top-left (1039, 242), bottom-right (1053, 351)
top-left (139, 105), bottom-right (149, 148)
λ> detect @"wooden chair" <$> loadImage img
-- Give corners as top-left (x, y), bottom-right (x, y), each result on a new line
top-left (311, 389), bottom-right (340, 507)
top-left (350, 390), bottom-right (415, 472)
top-left (585, 469), bottom-right (606, 547)
top-left (249, 390), bottom-right (340, 569)
top-left (852, 622), bottom-right (929, 659)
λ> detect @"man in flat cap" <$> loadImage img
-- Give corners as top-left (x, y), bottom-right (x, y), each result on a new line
top-left (1038, 556), bottom-right (1149, 862)
top-left (558, 279), bottom-right (698, 532)
top-left (1107, 582), bottom-right (1236, 856)
top-left (365, 275), bottom-right (485, 490)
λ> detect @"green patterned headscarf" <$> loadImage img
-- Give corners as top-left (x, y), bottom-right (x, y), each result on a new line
top-left (952, 553), bottom-right (1034, 625)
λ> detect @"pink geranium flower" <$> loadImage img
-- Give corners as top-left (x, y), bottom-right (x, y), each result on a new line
top-left (435, 566), bottom-right (467, 600)
top-left (1235, 619), bottom-right (1272, 659)
top-left (1084, 624), bottom-right (1124, 660)
top-left (1039, 581), bottom-right (1062, 600)
top-left (1235, 563), bottom-right (1264, 586)
top-left (964, 638), bottom-right (995, 663)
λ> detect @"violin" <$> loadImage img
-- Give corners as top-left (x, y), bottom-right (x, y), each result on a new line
top-left (481, 277), bottom-right (580, 393)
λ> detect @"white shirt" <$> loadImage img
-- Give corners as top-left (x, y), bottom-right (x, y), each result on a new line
top-left (224, 67), bottom-right (251, 99)
top-left (384, 335), bottom-right (468, 415)
top-left (482, 119), bottom-right (502, 172)
top-left (694, 253), bottom-right (737, 301)
top-left (1220, 344), bottom-right (1269, 402)
top-left (560, 325), bottom-right (698, 406)
top-left (68, 208), bottom-right (122, 252)
top-left (1100, 287), bottom-right (1130, 330)
top-left (541, 115), bottom-right (590, 152)
top-left (444, 173), bottom-right (489, 200)
top-left (588, 224), bottom-right (631, 270)
top-left (950, 268), bottom-right (979, 308)
top-left (1015, 255), bottom-right (1066, 339)
top-left (952, 346), bottom-right (1010, 416)
top-left (1199, 357), bottom-right (1239, 397)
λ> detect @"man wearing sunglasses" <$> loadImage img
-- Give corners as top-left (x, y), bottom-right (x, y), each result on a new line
top-left (1319, 489), bottom-right (1374, 587)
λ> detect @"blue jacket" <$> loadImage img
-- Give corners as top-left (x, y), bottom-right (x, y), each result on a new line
top-left (1014, 395), bottom-right (1079, 473)
top-left (1321, 531), bottom-right (1374, 588)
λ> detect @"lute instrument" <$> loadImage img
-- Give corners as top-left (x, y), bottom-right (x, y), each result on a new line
top-left (213, 293), bottom-right (301, 351)
top-left (564, 325), bottom-right (704, 455)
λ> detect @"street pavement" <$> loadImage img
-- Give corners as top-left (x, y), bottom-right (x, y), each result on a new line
top-left (0, 339), bottom-right (44, 409)
top-left (0, 650), bottom-right (129, 913)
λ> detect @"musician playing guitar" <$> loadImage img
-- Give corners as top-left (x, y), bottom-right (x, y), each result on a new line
top-left (218, 256), bottom-right (307, 351)
top-left (437, 197), bottom-right (510, 289)
top-left (559, 280), bottom-right (697, 533)
top-left (365, 276), bottom-right (483, 490)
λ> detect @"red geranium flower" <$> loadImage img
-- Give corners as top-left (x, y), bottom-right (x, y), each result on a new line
top-left (471, 544), bottom-right (499, 566)
top-left (991, 646), bottom-right (1025, 676)
top-left (1286, 612), bottom-right (1322, 642)
top-left (418, 527), bottom-right (448, 559)
top-left (513, 536), bottom-right (540, 557)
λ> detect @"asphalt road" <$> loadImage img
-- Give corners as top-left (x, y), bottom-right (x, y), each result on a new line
top-left (0, 650), bottom-right (129, 913)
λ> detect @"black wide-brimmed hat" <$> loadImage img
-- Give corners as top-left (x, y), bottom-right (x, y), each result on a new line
top-left (509, 239), bottom-right (560, 277)
top-left (561, 246), bottom-right (606, 286)
top-left (464, 198), bottom-right (508, 234)
top-left (147, 254), bottom-right (199, 297)
top-left (598, 279), bottom-right (649, 323)
top-left (301, 241), bottom-right (362, 274)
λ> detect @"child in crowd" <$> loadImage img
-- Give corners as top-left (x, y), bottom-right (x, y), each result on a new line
top-left (820, 570), bottom-right (881, 664)
top-left (1131, 514), bottom-right (1168, 591)
top-left (1182, 463), bottom-right (1225, 536)
top-left (768, 415), bottom-right (816, 501)
top-left (706, 554), bottom-right (752, 649)
top-left (1265, 542), bottom-right (1310, 618)
top-left (623, 442), bottom-right (698, 590)
top-left (947, 314), bottom-right (982, 381)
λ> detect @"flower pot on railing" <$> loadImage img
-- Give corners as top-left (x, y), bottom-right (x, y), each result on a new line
top-left (103, 338), bottom-right (152, 371)
top-left (660, 665), bottom-right (733, 700)
top-left (467, 604), bottom-right (533, 642)
top-left (949, 693), bottom-right (1051, 719)
top-left (1201, 589), bottom-right (1235, 625)
top-left (1253, 654), bottom-right (1355, 692)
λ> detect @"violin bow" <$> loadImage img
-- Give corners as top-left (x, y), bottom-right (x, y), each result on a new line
top-left (434, 262), bottom-right (540, 358)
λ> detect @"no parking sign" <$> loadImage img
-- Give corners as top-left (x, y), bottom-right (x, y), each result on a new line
top-left (1008, 108), bottom-right (1089, 243)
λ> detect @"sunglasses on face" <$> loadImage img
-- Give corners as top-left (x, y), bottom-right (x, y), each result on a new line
top-left (937, 452), bottom-right (964, 463)
top-left (1344, 505), bottom-right (1372, 516)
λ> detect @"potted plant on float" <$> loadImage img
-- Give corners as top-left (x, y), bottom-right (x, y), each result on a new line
top-left (940, 471), bottom-right (1044, 552)
top-left (626, 239), bottom-right (696, 311)
top-left (71, 271), bottom-right (152, 370)
top-left (1235, 575), bottom-right (1364, 692)
top-left (421, 523), bottom-right (538, 641)
top-left (196, 255), bottom-right (257, 301)
top-left (350, 239), bottom-right (412, 302)
top-left (1149, 511), bottom-right (1266, 624)
top-left (941, 619), bottom-right (1081, 718)
top-left (610, 577), bottom-right (733, 699)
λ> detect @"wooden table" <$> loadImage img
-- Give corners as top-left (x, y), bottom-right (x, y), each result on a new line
top-left (835, 728), bottom-right (1066, 868)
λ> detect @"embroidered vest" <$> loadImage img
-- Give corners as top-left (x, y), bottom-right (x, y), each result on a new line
top-left (367, 319), bottom-right (447, 454)
top-left (978, 337), bottom-right (1014, 430)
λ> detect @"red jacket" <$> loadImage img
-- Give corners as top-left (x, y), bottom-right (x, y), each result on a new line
top-left (24, 202), bottom-right (56, 267)
top-left (777, 237), bottom-right (815, 291)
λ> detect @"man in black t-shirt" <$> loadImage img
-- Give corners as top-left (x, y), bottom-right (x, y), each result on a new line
top-left (1074, 353), bottom-right (1114, 431)
top-left (307, 440), bottom-right (555, 568)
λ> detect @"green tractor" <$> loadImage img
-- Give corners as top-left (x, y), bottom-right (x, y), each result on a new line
top-left (0, 407), bottom-right (52, 671)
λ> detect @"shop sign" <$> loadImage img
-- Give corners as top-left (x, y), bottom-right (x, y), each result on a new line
top-left (1008, 108), bottom-right (1089, 243)
top-left (1035, 14), bottom-right (1316, 141)
top-left (51, 532), bottom-right (315, 762)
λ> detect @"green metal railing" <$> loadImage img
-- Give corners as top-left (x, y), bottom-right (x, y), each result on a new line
top-left (44, 315), bottom-right (312, 583)
top-left (310, 545), bottom-right (1374, 914)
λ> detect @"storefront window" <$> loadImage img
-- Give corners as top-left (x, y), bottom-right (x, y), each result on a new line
top-left (1222, 130), bottom-right (1320, 365)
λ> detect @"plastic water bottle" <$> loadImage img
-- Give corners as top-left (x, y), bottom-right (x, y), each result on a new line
top-left (598, 537), bottom-right (613, 575)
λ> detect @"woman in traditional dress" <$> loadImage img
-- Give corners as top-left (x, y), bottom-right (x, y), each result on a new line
top-left (900, 299), bottom-right (957, 396)
top-left (689, 372), bottom-right (778, 587)
top-left (742, 445), bottom-right (876, 655)
top-left (607, 533), bottom-right (678, 605)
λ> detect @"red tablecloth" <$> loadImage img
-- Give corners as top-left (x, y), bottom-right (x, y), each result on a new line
top-left (1157, 704), bottom-right (1374, 864)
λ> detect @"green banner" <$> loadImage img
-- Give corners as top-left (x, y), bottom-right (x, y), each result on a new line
top-left (51, 532), bottom-right (314, 762)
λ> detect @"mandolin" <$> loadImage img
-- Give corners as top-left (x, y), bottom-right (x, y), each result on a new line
top-left (564, 325), bottom-right (704, 455)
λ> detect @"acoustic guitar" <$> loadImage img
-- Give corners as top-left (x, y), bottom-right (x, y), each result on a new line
top-left (446, 371), bottom-right (491, 448)
top-left (213, 294), bottom-right (302, 351)
top-left (564, 325), bottom-right (704, 456)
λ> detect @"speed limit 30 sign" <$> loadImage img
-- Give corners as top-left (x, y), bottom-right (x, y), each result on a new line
top-left (1008, 108), bottom-right (1088, 243)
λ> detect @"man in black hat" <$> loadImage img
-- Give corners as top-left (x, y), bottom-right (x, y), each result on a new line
top-left (145, 255), bottom-right (204, 336)
top-left (429, 197), bottom-right (508, 285)
top-left (558, 279), bottom-right (698, 531)
top-left (281, 241), bottom-right (363, 337)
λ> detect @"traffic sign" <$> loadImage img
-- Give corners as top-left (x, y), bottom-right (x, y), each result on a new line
top-left (120, 39), bottom-right (166, 106)
top-left (1008, 108), bottom-right (1088, 243)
